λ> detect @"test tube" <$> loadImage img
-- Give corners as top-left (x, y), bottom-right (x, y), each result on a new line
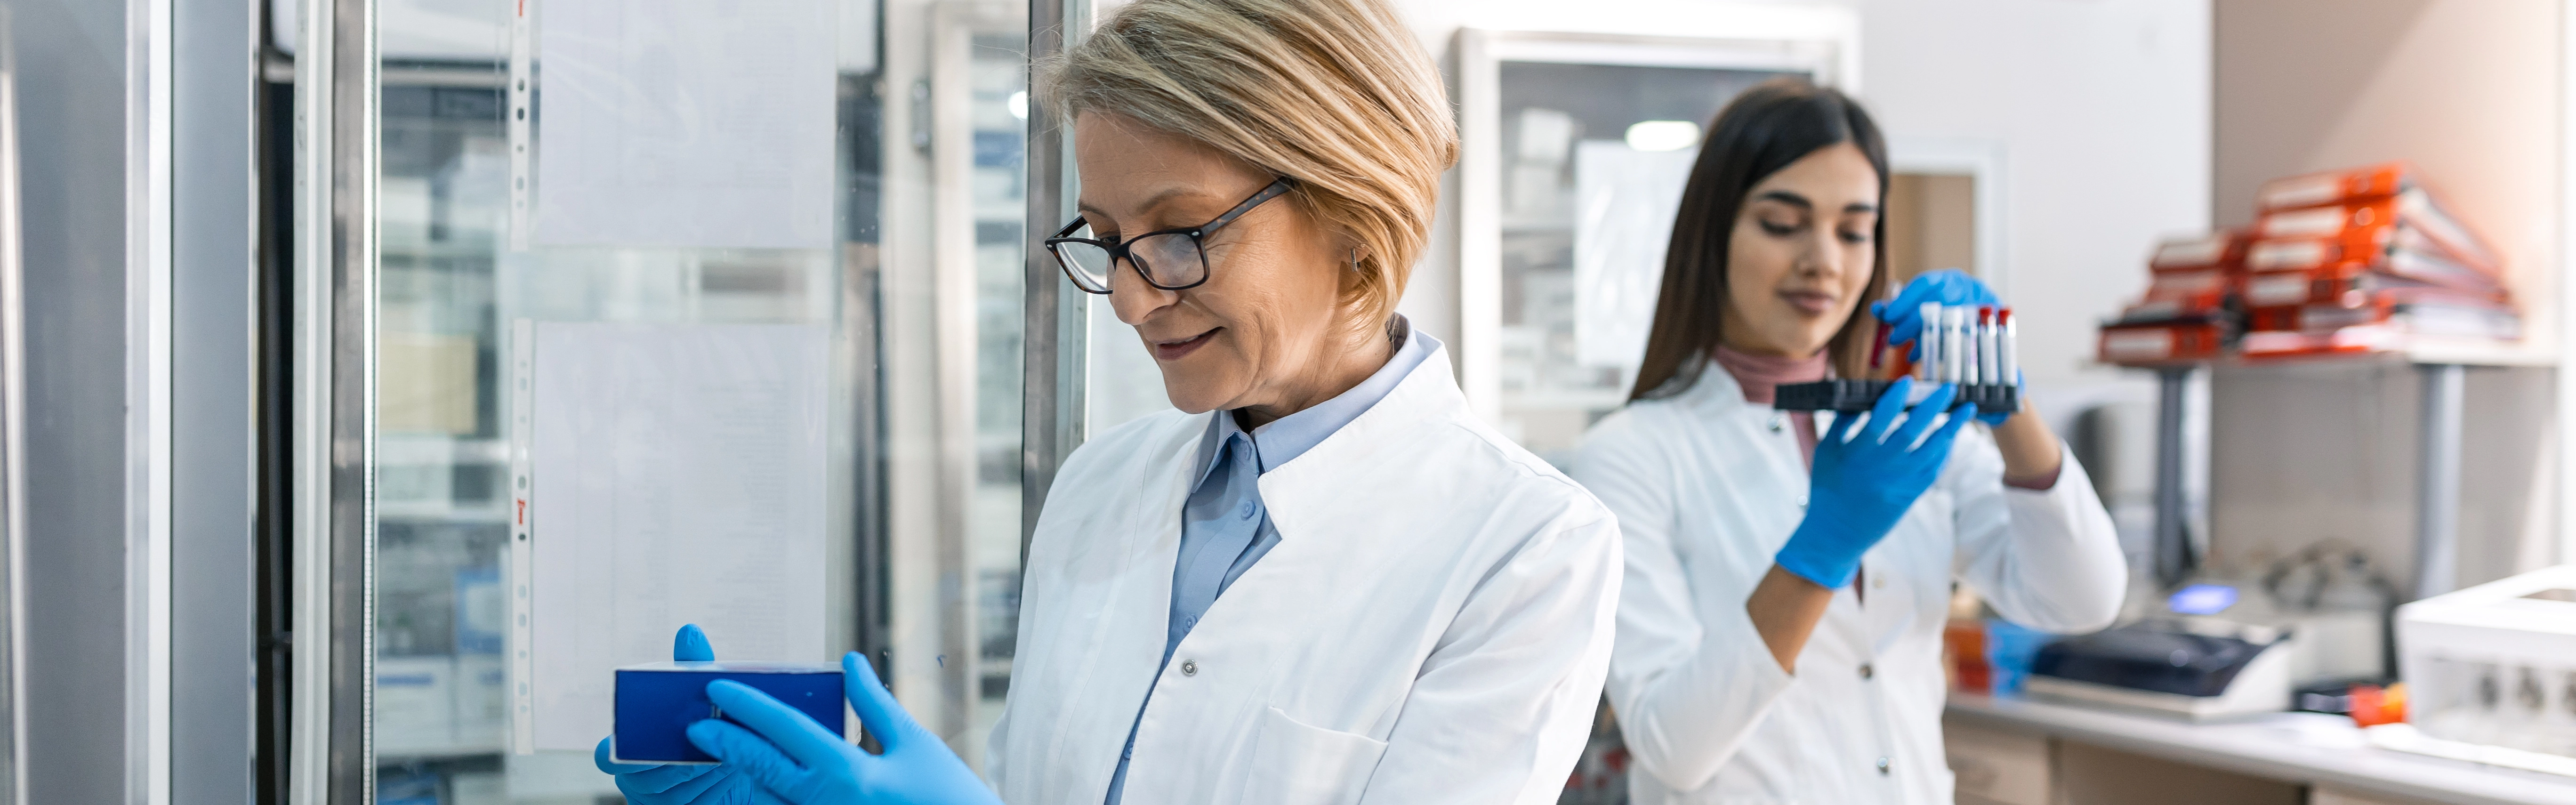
top-left (1917, 302), bottom-right (1945, 382)
top-left (1943, 306), bottom-right (1971, 386)
top-left (1998, 308), bottom-right (2018, 387)
top-left (1960, 307), bottom-right (1982, 386)
top-left (1977, 306), bottom-right (2000, 388)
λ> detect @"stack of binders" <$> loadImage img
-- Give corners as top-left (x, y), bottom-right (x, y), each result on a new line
top-left (2233, 162), bottom-right (2517, 358)
top-left (2097, 230), bottom-right (2246, 364)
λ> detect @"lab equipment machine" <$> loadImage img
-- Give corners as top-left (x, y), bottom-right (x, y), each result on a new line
top-left (1775, 301), bottom-right (2020, 412)
top-left (2024, 584), bottom-right (2297, 720)
top-left (2396, 564), bottom-right (2576, 759)
top-left (612, 661), bottom-right (846, 765)
top-left (2024, 553), bottom-right (2396, 720)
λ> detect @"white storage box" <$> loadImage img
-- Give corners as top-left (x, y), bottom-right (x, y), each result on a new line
top-left (2395, 564), bottom-right (2576, 758)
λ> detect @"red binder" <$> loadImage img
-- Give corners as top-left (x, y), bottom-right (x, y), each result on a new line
top-left (2254, 189), bottom-right (2499, 278)
top-left (2099, 321), bottom-right (2226, 363)
top-left (2254, 162), bottom-right (2413, 212)
top-left (2242, 233), bottom-right (2501, 296)
top-left (2147, 231), bottom-right (2246, 273)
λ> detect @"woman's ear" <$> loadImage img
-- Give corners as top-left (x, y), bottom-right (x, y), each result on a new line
top-left (1336, 241), bottom-right (1373, 293)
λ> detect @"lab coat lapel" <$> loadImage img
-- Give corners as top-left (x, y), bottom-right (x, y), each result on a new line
top-left (1253, 346), bottom-right (1460, 555)
top-left (1023, 411), bottom-right (1202, 801)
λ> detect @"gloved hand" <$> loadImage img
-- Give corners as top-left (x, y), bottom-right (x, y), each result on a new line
top-left (1869, 269), bottom-right (2020, 425)
top-left (686, 651), bottom-right (1003, 805)
top-left (1869, 268), bottom-right (1998, 348)
top-left (1774, 378), bottom-right (1977, 588)
top-left (595, 625), bottom-right (785, 805)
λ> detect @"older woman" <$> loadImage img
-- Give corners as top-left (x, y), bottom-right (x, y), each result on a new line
top-left (596, 0), bottom-right (1622, 803)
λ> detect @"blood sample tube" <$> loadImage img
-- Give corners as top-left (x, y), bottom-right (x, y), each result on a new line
top-left (1977, 306), bottom-right (2000, 389)
top-left (1918, 302), bottom-right (1944, 382)
top-left (1998, 308), bottom-right (2019, 388)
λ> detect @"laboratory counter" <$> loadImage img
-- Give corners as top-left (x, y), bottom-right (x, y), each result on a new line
top-left (1946, 694), bottom-right (2576, 805)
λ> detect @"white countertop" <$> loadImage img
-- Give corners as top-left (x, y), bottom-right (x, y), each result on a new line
top-left (1946, 694), bottom-right (2576, 805)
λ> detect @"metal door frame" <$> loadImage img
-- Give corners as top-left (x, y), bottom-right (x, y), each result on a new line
top-left (290, 0), bottom-right (373, 799)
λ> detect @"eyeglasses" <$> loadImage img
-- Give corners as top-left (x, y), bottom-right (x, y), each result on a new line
top-left (1046, 178), bottom-right (1293, 294)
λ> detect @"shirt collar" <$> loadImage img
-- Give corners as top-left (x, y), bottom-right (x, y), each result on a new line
top-left (1191, 316), bottom-right (1437, 492)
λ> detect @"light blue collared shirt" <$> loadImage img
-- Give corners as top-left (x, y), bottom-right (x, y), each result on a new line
top-left (1103, 317), bottom-right (1436, 805)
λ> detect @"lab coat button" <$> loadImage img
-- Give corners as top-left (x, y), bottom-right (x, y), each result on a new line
top-left (1796, 496), bottom-right (1808, 509)
top-left (1860, 663), bottom-right (1875, 679)
top-left (1768, 413), bottom-right (1786, 433)
top-left (1237, 501), bottom-right (1256, 520)
top-left (1876, 757), bottom-right (1890, 775)
top-left (1180, 660), bottom-right (1198, 676)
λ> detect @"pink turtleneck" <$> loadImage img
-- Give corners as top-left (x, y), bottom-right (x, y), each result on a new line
top-left (1711, 344), bottom-right (1830, 466)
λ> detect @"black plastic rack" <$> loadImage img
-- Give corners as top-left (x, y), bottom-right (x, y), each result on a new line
top-left (1772, 379), bottom-right (2020, 413)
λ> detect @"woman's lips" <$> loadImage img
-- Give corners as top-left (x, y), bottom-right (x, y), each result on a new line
top-left (1151, 329), bottom-right (1218, 361)
top-left (1780, 290), bottom-right (1837, 315)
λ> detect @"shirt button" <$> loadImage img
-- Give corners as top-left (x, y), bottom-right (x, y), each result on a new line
top-left (1180, 660), bottom-right (1198, 676)
top-left (1872, 575), bottom-right (1886, 589)
top-left (1860, 663), bottom-right (1875, 680)
top-left (1876, 757), bottom-right (1891, 775)
top-left (1237, 500), bottom-right (1256, 520)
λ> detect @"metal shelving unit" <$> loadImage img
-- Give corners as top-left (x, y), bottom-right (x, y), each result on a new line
top-left (2124, 342), bottom-right (2556, 598)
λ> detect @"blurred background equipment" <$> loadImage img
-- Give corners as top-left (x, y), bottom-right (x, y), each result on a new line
top-left (2393, 564), bottom-right (2576, 766)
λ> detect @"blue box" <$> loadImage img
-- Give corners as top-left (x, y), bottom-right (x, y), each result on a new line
top-left (612, 661), bottom-right (845, 765)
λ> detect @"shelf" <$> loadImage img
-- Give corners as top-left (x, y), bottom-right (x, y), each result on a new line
top-left (1948, 693), bottom-right (2576, 805)
top-left (2102, 339), bottom-right (2558, 371)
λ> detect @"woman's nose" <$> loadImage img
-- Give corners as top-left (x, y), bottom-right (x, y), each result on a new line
top-left (1106, 257), bottom-right (1180, 325)
top-left (1796, 229), bottom-right (1843, 278)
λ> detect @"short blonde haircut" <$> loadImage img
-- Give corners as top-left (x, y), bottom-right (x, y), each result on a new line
top-left (1044, 0), bottom-right (1457, 326)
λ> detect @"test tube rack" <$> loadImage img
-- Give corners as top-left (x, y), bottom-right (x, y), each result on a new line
top-left (1773, 300), bottom-right (2021, 413)
top-left (1771, 378), bottom-right (2020, 413)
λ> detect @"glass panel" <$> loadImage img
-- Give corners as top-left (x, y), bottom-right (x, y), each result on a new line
top-left (968, 27), bottom-right (1030, 747)
top-left (1493, 62), bottom-right (1799, 467)
top-left (363, 0), bottom-right (1030, 798)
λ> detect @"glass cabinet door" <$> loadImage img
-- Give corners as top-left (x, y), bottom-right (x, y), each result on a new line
top-left (344, 0), bottom-right (1038, 799)
top-left (1453, 31), bottom-right (1850, 468)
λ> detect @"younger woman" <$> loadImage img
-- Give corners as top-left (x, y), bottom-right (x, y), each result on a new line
top-left (1572, 80), bottom-right (2125, 804)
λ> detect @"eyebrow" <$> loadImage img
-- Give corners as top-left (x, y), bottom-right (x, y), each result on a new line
top-left (1076, 185), bottom-right (1218, 225)
top-left (1753, 190), bottom-right (1878, 216)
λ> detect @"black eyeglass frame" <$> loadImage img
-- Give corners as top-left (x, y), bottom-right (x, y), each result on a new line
top-left (1045, 177), bottom-right (1294, 294)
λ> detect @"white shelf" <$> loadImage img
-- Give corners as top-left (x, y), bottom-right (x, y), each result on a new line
top-left (2101, 338), bottom-right (2560, 371)
top-left (1948, 694), bottom-right (2576, 805)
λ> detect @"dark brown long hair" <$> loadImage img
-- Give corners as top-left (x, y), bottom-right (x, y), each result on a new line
top-left (1628, 79), bottom-right (1891, 401)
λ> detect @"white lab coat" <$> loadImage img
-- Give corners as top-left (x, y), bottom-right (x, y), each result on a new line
top-left (1570, 368), bottom-right (2124, 805)
top-left (988, 346), bottom-right (1621, 805)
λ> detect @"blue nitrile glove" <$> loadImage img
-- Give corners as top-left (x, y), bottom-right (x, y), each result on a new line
top-left (686, 651), bottom-right (1004, 805)
top-left (1870, 269), bottom-right (2020, 425)
top-left (1774, 378), bottom-right (1978, 588)
top-left (595, 625), bottom-right (786, 805)
top-left (1869, 268), bottom-right (1999, 351)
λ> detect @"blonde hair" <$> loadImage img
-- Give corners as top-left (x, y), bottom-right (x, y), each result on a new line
top-left (1044, 0), bottom-right (1457, 325)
